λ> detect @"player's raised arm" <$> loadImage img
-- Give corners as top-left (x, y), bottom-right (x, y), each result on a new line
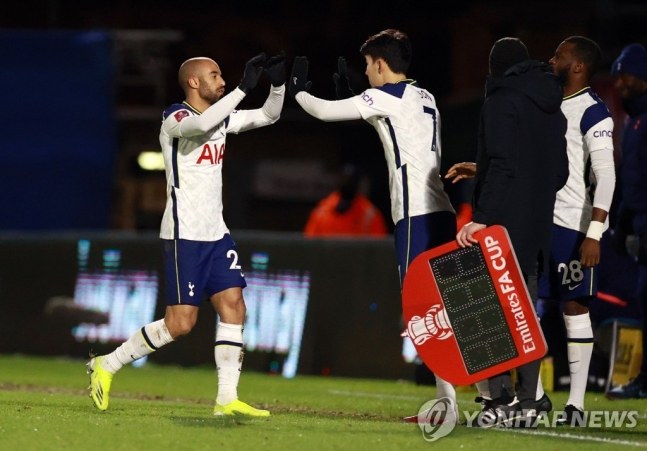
top-left (290, 56), bottom-right (363, 121)
top-left (166, 53), bottom-right (266, 138)
top-left (229, 51), bottom-right (287, 133)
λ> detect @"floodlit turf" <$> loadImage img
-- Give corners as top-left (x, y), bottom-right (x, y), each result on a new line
top-left (1, 355), bottom-right (646, 450)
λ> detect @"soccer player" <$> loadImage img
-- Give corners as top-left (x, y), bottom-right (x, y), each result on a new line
top-left (290, 29), bottom-right (459, 418)
top-left (544, 37), bottom-right (616, 425)
top-left (87, 51), bottom-right (286, 416)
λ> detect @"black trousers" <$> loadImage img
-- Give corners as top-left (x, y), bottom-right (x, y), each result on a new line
top-left (488, 274), bottom-right (541, 408)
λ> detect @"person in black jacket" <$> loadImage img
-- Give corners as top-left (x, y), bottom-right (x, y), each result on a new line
top-left (606, 43), bottom-right (647, 400)
top-left (455, 37), bottom-right (569, 427)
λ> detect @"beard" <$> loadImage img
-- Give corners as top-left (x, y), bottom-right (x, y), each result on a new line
top-left (199, 85), bottom-right (223, 105)
top-left (555, 64), bottom-right (570, 87)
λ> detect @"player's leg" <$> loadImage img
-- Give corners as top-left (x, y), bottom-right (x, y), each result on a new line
top-left (397, 212), bottom-right (459, 423)
top-left (394, 211), bottom-right (459, 421)
top-left (546, 226), bottom-right (596, 423)
top-left (554, 297), bottom-right (592, 424)
top-left (87, 239), bottom-right (206, 410)
top-left (208, 234), bottom-right (269, 417)
top-left (211, 287), bottom-right (246, 407)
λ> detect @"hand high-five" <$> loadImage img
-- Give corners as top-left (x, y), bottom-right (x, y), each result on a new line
top-left (265, 51), bottom-right (286, 87)
top-left (333, 56), bottom-right (355, 100)
top-left (289, 56), bottom-right (313, 98)
top-left (238, 53), bottom-right (266, 93)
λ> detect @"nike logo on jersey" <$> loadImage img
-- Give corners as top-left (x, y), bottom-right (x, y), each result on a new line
top-left (568, 284), bottom-right (582, 291)
top-left (568, 360), bottom-right (580, 365)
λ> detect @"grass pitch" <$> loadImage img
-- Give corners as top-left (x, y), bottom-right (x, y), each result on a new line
top-left (1, 355), bottom-right (646, 450)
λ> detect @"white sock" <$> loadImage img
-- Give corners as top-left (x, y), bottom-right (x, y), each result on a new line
top-left (102, 319), bottom-right (174, 374)
top-left (435, 375), bottom-right (456, 403)
top-left (536, 375), bottom-right (545, 400)
top-left (215, 322), bottom-right (244, 405)
top-left (564, 313), bottom-right (593, 410)
top-left (475, 380), bottom-right (491, 399)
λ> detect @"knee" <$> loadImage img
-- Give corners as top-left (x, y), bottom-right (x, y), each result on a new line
top-left (165, 316), bottom-right (196, 338)
top-left (223, 293), bottom-right (246, 313)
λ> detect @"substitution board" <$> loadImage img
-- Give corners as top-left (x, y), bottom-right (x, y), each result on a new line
top-left (402, 225), bottom-right (546, 386)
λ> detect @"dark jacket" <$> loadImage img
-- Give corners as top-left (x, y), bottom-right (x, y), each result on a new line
top-left (472, 60), bottom-right (568, 276)
top-left (617, 92), bottom-right (647, 235)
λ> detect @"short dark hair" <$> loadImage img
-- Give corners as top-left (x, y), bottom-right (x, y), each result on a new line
top-left (360, 29), bottom-right (411, 74)
top-left (564, 36), bottom-right (602, 79)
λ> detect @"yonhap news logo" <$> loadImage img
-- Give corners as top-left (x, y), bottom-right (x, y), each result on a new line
top-left (416, 397), bottom-right (458, 442)
top-left (414, 398), bottom-right (639, 440)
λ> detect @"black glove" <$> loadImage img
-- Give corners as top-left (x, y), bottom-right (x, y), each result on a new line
top-left (333, 56), bottom-right (355, 99)
top-left (265, 51), bottom-right (286, 87)
top-left (289, 56), bottom-right (313, 98)
top-left (238, 52), bottom-right (266, 93)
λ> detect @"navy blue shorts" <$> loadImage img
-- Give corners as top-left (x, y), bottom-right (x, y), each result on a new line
top-left (394, 211), bottom-right (456, 286)
top-left (539, 224), bottom-right (597, 301)
top-left (162, 234), bottom-right (247, 306)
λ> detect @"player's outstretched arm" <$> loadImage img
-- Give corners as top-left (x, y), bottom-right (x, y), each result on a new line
top-left (169, 53), bottom-right (266, 138)
top-left (291, 56), bottom-right (363, 122)
top-left (232, 51), bottom-right (287, 133)
top-left (333, 57), bottom-right (355, 100)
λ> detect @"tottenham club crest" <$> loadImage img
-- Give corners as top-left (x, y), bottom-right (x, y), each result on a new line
top-left (403, 304), bottom-right (453, 345)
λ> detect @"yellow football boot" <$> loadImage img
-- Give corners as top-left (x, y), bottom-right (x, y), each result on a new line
top-left (87, 356), bottom-right (113, 411)
top-left (213, 399), bottom-right (270, 417)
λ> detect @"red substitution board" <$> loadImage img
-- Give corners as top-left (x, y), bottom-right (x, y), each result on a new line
top-left (402, 225), bottom-right (546, 386)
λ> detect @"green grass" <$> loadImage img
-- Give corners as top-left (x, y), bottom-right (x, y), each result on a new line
top-left (1, 355), bottom-right (646, 450)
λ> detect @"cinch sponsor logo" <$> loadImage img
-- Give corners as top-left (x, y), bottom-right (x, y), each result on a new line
top-left (484, 236), bottom-right (536, 354)
top-left (196, 143), bottom-right (225, 165)
top-left (593, 130), bottom-right (613, 138)
top-left (361, 91), bottom-right (374, 106)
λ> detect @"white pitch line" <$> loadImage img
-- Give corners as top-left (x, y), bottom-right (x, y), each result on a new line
top-left (327, 389), bottom-right (423, 401)
top-left (495, 428), bottom-right (647, 447)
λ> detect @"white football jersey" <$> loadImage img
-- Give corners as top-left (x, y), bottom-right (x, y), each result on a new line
top-left (350, 81), bottom-right (454, 224)
top-left (159, 103), bottom-right (258, 241)
top-left (553, 88), bottom-right (614, 233)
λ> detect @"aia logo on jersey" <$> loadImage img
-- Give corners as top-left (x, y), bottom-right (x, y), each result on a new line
top-left (196, 143), bottom-right (225, 165)
top-left (174, 110), bottom-right (189, 122)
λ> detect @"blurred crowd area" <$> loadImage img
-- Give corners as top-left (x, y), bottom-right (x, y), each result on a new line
top-left (3, 0), bottom-right (645, 234)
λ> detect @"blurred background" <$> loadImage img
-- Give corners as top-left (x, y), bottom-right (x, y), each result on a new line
top-left (0, 0), bottom-right (645, 389)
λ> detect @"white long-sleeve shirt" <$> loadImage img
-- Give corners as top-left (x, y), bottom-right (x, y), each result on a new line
top-left (296, 80), bottom-right (454, 225)
top-left (160, 85), bottom-right (285, 241)
top-left (554, 87), bottom-right (616, 233)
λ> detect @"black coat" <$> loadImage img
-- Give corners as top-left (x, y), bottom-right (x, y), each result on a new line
top-left (472, 60), bottom-right (569, 276)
